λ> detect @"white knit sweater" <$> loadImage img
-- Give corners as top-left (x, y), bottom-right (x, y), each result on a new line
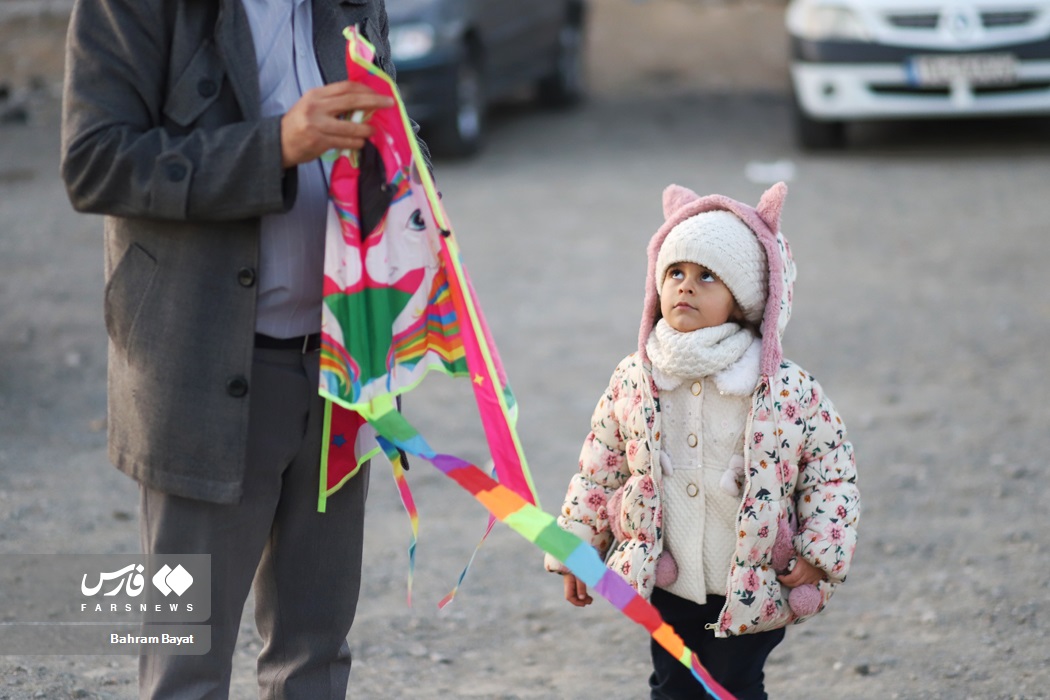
top-left (659, 376), bottom-right (751, 605)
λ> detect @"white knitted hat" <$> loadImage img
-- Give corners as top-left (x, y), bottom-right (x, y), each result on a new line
top-left (654, 210), bottom-right (768, 324)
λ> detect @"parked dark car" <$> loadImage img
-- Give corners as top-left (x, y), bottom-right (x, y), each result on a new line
top-left (386, 0), bottom-right (587, 157)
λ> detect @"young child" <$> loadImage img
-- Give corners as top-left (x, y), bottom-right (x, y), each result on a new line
top-left (545, 183), bottom-right (859, 700)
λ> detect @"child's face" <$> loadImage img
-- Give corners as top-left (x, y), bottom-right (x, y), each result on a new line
top-left (660, 262), bottom-right (739, 333)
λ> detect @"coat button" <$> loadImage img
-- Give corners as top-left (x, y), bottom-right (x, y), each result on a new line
top-left (686, 483), bottom-right (699, 498)
top-left (226, 376), bottom-right (248, 397)
top-left (197, 78), bottom-right (218, 98)
top-left (691, 381), bottom-right (702, 395)
top-left (237, 267), bottom-right (256, 287)
top-left (687, 433), bottom-right (698, 448)
top-left (166, 163), bottom-right (187, 182)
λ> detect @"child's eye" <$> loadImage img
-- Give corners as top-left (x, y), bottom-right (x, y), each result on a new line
top-left (669, 268), bottom-right (684, 279)
top-left (700, 271), bottom-right (716, 283)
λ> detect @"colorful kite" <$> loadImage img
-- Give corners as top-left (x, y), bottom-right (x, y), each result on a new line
top-left (317, 26), bottom-right (734, 699)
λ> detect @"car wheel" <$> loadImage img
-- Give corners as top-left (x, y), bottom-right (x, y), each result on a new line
top-left (431, 54), bottom-right (485, 158)
top-left (793, 98), bottom-right (846, 150)
top-left (538, 19), bottom-right (584, 107)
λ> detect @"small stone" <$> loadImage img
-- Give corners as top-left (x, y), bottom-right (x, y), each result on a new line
top-left (854, 664), bottom-right (872, 676)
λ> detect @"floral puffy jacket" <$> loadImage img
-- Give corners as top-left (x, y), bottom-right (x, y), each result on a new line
top-left (546, 352), bottom-right (859, 637)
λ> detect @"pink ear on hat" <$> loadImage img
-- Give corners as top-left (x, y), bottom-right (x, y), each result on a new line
top-left (756, 182), bottom-right (787, 233)
top-left (662, 184), bottom-right (701, 219)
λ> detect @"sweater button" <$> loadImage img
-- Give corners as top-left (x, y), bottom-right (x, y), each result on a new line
top-left (226, 376), bottom-right (248, 398)
top-left (687, 433), bottom-right (698, 448)
top-left (691, 381), bottom-right (702, 395)
top-left (686, 483), bottom-right (699, 498)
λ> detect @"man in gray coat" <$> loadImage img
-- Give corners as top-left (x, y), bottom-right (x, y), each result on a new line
top-left (61, 0), bottom-right (423, 697)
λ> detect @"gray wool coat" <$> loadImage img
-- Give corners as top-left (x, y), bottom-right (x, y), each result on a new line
top-left (61, 0), bottom-right (407, 504)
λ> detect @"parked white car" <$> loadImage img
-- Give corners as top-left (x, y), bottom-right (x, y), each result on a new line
top-left (786, 0), bottom-right (1050, 147)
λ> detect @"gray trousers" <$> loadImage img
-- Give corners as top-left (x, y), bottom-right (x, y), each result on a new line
top-left (138, 347), bottom-right (370, 699)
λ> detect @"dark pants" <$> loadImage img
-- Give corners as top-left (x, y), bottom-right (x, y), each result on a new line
top-left (138, 347), bottom-right (370, 700)
top-left (649, 589), bottom-right (785, 700)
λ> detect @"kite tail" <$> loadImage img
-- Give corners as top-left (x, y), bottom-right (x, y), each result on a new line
top-left (438, 513), bottom-right (496, 609)
top-left (377, 437), bottom-right (419, 607)
top-left (366, 409), bottom-right (735, 700)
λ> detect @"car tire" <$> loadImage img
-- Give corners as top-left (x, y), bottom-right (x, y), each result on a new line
top-left (431, 53), bottom-right (485, 158)
top-left (537, 18), bottom-right (584, 108)
top-left (793, 98), bottom-right (846, 150)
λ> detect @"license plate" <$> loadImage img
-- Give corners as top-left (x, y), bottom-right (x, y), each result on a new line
top-left (907, 54), bottom-right (1018, 86)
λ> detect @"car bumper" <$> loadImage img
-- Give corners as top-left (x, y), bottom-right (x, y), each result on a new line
top-left (791, 38), bottom-right (1050, 120)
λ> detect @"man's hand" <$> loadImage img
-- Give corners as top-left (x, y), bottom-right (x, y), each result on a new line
top-left (777, 556), bottom-right (825, 588)
top-left (280, 81), bottom-right (395, 167)
top-left (563, 574), bottom-right (594, 607)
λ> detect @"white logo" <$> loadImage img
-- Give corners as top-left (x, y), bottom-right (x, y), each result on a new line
top-left (81, 564), bottom-right (145, 597)
top-left (152, 565), bottom-right (194, 596)
top-left (948, 9), bottom-right (976, 41)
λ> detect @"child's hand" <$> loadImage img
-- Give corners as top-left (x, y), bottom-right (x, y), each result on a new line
top-left (777, 556), bottom-right (824, 588)
top-left (563, 574), bottom-right (593, 607)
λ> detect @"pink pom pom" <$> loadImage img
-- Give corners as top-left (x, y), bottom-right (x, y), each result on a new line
top-left (655, 551), bottom-right (678, 587)
top-left (789, 585), bottom-right (822, 617)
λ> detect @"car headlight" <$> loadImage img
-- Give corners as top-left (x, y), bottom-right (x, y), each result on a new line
top-left (389, 23), bottom-right (436, 62)
top-left (788, 4), bottom-right (872, 42)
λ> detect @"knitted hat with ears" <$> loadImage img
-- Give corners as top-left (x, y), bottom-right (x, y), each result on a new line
top-left (639, 182), bottom-right (795, 379)
top-left (654, 210), bottom-right (768, 325)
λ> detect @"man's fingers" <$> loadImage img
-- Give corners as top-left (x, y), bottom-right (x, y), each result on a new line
top-left (317, 119), bottom-right (374, 139)
top-left (319, 122), bottom-right (373, 152)
top-left (315, 83), bottom-right (395, 113)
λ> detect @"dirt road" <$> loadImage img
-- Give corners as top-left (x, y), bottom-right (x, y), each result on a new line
top-left (2, 1), bottom-right (1049, 698)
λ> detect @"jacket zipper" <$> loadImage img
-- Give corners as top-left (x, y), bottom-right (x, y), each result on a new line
top-left (709, 376), bottom-right (766, 635)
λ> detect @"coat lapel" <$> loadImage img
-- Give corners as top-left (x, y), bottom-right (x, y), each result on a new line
top-left (313, 0), bottom-right (371, 84)
top-left (215, 0), bottom-right (261, 120)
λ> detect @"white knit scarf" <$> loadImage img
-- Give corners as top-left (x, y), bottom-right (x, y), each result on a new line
top-left (645, 319), bottom-right (754, 390)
